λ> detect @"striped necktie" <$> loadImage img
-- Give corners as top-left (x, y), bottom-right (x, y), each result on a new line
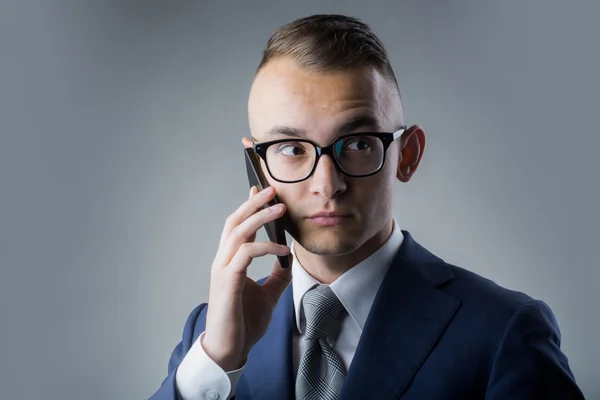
top-left (295, 284), bottom-right (347, 400)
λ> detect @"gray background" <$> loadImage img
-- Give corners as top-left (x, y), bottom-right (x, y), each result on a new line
top-left (1, 0), bottom-right (598, 399)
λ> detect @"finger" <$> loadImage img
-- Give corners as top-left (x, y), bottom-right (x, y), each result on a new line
top-left (227, 241), bottom-right (291, 275)
top-left (241, 136), bottom-right (253, 149)
top-left (227, 186), bottom-right (274, 232)
top-left (219, 186), bottom-right (274, 248)
top-left (249, 184), bottom-right (258, 199)
top-left (221, 186), bottom-right (278, 245)
top-left (220, 202), bottom-right (286, 263)
top-left (262, 254), bottom-right (293, 303)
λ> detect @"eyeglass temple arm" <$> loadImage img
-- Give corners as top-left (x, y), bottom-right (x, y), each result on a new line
top-left (393, 126), bottom-right (407, 141)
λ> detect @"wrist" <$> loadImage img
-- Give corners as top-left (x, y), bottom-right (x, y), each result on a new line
top-left (201, 335), bottom-right (246, 371)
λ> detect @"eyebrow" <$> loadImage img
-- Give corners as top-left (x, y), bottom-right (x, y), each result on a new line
top-left (255, 114), bottom-right (382, 142)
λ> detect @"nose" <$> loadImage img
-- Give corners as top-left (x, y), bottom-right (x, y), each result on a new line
top-left (308, 154), bottom-right (347, 199)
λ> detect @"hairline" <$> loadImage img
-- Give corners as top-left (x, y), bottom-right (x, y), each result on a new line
top-left (253, 56), bottom-right (402, 102)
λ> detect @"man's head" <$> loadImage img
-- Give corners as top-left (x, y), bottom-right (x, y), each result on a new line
top-left (245, 14), bottom-right (425, 267)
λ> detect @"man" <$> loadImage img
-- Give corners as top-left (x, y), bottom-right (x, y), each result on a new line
top-left (150, 14), bottom-right (584, 400)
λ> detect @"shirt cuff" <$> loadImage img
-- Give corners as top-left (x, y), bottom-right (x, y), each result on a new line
top-left (175, 331), bottom-right (247, 400)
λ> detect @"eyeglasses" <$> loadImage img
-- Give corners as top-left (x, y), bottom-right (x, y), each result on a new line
top-left (252, 126), bottom-right (406, 183)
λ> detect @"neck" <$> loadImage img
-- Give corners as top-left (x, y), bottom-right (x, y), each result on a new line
top-left (293, 218), bottom-right (394, 284)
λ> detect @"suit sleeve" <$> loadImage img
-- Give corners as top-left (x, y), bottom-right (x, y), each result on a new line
top-left (485, 299), bottom-right (585, 399)
top-left (176, 331), bottom-right (247, 399)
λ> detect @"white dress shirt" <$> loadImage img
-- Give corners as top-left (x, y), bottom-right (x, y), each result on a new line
top-left (175, 218), bottom-right (404, 400)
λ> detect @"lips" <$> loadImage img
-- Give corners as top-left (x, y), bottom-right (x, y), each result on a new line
top-left (305, 211), bottom-right (352, 226)
top-left (307, 211), bottom-right (351, 218)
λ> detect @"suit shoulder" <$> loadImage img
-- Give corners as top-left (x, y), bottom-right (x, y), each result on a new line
top-left (439, 263), bottom-right (563, 358)
top-left (443, 263), bottom-right (538, 318)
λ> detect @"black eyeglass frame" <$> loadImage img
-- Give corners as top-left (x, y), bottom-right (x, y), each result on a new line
top-left (252, 126), bottom-right (407, 183)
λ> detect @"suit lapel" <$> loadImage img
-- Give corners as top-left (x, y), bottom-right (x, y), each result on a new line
top-left (339, 231), bottom-right (461, 400)
top-left (241, 283), bottom-right (295, 400)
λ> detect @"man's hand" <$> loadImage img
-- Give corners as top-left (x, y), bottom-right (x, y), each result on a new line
top-left (201, 182), bottom-right (293, 371)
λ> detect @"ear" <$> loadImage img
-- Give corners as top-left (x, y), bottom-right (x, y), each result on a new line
top-left (396, 125), bottom-right (426, 183)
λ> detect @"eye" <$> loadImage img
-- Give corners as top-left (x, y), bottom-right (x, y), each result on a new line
top-left (277, 143), bottom-right (306, 156)
top-left (344, 138), bottom-right (372, 151)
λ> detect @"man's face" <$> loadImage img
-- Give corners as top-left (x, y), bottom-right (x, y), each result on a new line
top-left (247, 57), bottom-right (405, 256)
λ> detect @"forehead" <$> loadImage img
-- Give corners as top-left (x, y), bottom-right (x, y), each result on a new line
top-left (248, 57), bottom-right (401, 143)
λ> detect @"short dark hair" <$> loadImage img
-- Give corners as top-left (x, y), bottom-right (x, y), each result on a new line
top-left (256, 14), bottom-right (401, 98)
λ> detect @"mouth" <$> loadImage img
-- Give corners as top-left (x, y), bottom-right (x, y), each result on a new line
top-left (305, 212), bottom-right (352, 227)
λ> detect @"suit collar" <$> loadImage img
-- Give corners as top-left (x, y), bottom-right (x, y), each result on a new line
top-left (396, 230), bottom-right (455, 286)
top-left (241, 230), bottom-right (459, 400)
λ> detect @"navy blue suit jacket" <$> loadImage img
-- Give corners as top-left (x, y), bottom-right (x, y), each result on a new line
top-left (150, 231), bottom-right (584, 399)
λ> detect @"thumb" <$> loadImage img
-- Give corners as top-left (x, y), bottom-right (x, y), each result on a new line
top-left (262, 254), bottom-right (293, 304)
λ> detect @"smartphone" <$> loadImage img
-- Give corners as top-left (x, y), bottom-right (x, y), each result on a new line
top-left (244, 147), bottom-right (290, 268)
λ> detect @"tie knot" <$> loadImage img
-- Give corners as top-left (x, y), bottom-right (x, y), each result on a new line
top-left (302, 284), bottom-right (345, 340)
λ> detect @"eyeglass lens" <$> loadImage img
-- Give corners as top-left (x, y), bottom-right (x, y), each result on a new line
top-left (264, 135), bottom-right (385, 181)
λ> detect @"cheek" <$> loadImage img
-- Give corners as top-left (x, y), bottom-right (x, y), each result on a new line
top-left (354, 164), bottom-right (396, 216)
top-left (269, 181), bottom-right (302, 211)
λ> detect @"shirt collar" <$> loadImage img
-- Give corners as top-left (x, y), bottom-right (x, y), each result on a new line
top-left (291, 217), bottom-right (404, 334)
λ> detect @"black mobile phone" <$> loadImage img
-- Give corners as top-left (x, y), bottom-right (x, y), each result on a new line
top-left (244, 147), bottom-right (290, 269)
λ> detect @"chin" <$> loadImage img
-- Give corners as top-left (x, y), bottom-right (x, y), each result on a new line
top-left (295, 226), bottom-right (363, 256)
